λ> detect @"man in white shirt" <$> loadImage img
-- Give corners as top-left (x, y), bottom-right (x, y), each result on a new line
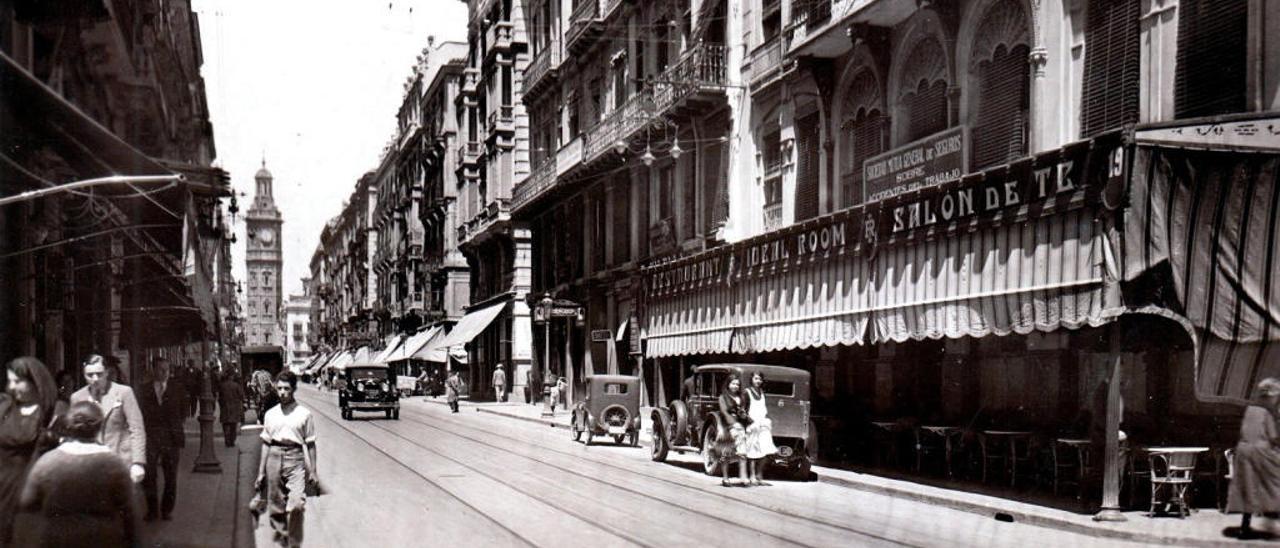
top-left (257, 371), bottom-right (316, 547)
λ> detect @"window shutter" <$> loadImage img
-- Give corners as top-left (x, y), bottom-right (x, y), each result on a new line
top-left (703, 140), bottom-right (726, 234)
top-left (973, 45), bottom-right (1030, 170)
top-left (1175, 0), bottom-right (1247, 119)
top-left (612, 181), bottom-right (630, 265)
top-left (794, 113), bottom-right (821, 222)
top-left (682, 147), bottom-right (698, 241)
top-left (908, 81), bottom-right (948, 143)
top-left (1081, 0), bottom-right (1139, 137)
top-left (847, 110), bottom-right (883, 207)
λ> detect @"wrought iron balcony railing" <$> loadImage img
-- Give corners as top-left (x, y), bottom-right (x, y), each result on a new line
top-left (523, 42), bottom-right (562, 98)
top-left (512, 155), bottom-right (558, 209)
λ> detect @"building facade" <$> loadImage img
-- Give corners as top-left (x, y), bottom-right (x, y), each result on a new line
top-left (513, 0), bottom-right (733, 405)
top-left (309, 175), bottom-right (379, 351)
top-left (452, 0), bottom-right (535, 401)
top-left (245, 162), bottom-right (284, 346)
top-left (500, 0), bottom-right (1280, 511)
top-left (284, 290), bottom-right (313, 371)
top-left (1, 2), bottom-right (232, 383)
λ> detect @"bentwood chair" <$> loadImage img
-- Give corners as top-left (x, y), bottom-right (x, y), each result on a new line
top-left (1149, 451), bottom-right (1198, 518)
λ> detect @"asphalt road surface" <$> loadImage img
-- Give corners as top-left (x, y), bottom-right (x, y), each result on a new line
top-left (253, 384), bottom-right (1140, 547)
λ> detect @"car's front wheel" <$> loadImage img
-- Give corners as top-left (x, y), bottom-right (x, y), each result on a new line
top-left (702, 426), bottom-right (721, 476)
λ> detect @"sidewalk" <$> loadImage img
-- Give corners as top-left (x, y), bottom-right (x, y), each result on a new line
top-left (140, 412), bottom-right (263, 548)
top-left (433, 397), bottom-right (1262, 547)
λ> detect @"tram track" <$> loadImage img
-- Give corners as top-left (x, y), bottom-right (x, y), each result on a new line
top-left (302, 391), bottom-right (661, 548)
top-left (302, 389), bottom-right (917, 548)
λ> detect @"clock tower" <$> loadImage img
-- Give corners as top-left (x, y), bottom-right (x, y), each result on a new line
top-left (245, 159), bottom-right (284, 346)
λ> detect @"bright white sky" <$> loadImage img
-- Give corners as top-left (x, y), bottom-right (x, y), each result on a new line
top-left (193, 0), bottom-right (468, 297)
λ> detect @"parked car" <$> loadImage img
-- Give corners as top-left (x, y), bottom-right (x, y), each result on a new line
top-left (650, 364), bottom-right (814, 480)
top-left (339, 364), bottom-right (400, 420)
top-left (571, 375), bottom-right (641, 446)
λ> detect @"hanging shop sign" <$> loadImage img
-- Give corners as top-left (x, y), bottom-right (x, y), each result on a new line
top-left (864, 127), bottom-right (967, 203)
top-left (591, 329), bottom-right (612, 342)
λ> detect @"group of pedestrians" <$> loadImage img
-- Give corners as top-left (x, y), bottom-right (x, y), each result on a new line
top-left (0, 354), bottom-right (198, 546)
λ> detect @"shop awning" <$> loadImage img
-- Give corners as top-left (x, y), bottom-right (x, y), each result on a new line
top-left (1124, 118), bottom-right (1280, 403)
top-left (412, 327), bottom-right (455, 363)
top-left (327, 351), bottom-right (354, 371)
top-left (304, 353), bottom-right (328, 374)
top-left (642, 132), bottom-right (1127, 358)
top-left (350, 346), bottom-right (373, 366)
top-left (388, 326), bottom-right (442, 362)
top-left (372, 335), bottom-right (405, 365)
top-left (434, 301), bottom-right (508, 352)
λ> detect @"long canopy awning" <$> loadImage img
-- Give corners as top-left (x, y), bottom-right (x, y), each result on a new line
top-left (1123, 113), bottom-right (1280, 403)
top-left (434, 300), bottom-right (508, 352)
top-left (643, 132), bottom-right (1126, 358)
top-left (303, 353), bottom-right (329, 374)
top-left (372, 334), bottom-right (405, 365)
top-left (326, 351), bottom-right (354, 371)
top-left (387, 326), bottom-right (443, 362)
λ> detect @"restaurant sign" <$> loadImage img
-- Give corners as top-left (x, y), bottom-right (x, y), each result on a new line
top-left (863, 127), bottom-right (967, 203)
top-left (644, 132), bottom-right (1127, 297)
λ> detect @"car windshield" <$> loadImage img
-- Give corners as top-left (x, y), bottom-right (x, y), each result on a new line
top-left (351, 369), bottom-right (387, 381)
top-left (603, 383), bottom-right (628, 395)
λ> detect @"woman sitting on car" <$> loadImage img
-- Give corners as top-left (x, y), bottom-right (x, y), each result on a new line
top-left (717, 374), bottom-right (751, 487)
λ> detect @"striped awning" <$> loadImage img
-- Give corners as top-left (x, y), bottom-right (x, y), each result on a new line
top-left (732, 241), bottom-right (869, 353)
top-left (871, 206), bottom-right (1113, 343)
top-left (1123, 137), bottom-right (1280, 403)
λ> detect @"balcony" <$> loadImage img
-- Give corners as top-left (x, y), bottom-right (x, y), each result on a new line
top-left (487, 105), bottom-right (515, 138)
top-left (484, 21), bottom-right (516, 63)
top-left (512, 155), bottom-right (558, 210)
top-left (461, 67), bottom-right (480, 97)
top-left (582, 43), bottom-right (727, 165)
top-left (457, 199), bottom-right (511, 245)
top-left (786, 0), bottom-right (833, 52)
top-left (523, 43), bottom-right (562, 100)
top-left (744, 37), bottom-right (784, 90)
top-left (457, 141), bottom-right (481, 167)
top-left (566, 0), bottom-right (604, 56)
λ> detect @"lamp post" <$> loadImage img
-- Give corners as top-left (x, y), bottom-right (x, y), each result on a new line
top-left (540, 294), bottom-right (554, 418)
top-left (192, 360), bottom-right (221, 473)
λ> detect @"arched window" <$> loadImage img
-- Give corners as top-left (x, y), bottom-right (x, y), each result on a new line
top-left (839, 69), bottom-right (884, 208)
top-left (899, 38), bottom-right (949, 143)
top-left (969, 0), bottom-right (1031, 169)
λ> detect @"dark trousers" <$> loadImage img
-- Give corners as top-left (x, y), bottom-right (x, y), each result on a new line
top-left (448, 400), bottom-right (459, 413)
top-left (144, 446), bottom-right (181, 517)
top-left (222, 422), bottom-right (239, 446)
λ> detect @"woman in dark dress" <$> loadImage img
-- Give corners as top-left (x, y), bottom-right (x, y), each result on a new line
top-left (1228, 377), bottom-right (1280, 538)
top-left (717, 374), bottom-right (751, 487)
top-left (21, 401), bottom-right (139, 547)
top-left (0, 356), bottom-right (59, 545)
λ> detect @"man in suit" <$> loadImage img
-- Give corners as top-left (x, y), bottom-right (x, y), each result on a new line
top-left (70, 354), bottom-right (147, 484)
top-left (138, 358), bottom-right (188, 521)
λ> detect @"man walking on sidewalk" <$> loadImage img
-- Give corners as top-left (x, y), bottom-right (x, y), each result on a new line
top-left (138, 358), bottom-right (188, 521)
top-left (492, 365), bottom-right (506, 403)
top-left (257, 371), bottom-right (317, 547)
top-left (445, 371), bottom-right (461, 413)
top-left (71, 354), bottom-right (147, 485)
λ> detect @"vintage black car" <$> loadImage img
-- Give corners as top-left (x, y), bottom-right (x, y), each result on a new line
top-left (339, 364), bottom-right (400, 420)
top-left (650, 364), bottom-right (814, 480)
top-left (571, 375), bottom-right (641, 446)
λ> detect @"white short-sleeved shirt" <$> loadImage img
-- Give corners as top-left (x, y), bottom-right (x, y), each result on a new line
top-left (260, 404), bottom-right (316, 446)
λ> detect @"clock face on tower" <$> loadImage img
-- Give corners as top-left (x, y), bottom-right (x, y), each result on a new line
top-left (257, 227), bottom-right (275, 246)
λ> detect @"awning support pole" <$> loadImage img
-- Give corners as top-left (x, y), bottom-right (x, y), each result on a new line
top-left (1094, 323), bottom-right (1128, 522)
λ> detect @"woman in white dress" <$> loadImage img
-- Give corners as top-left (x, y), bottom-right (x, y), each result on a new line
top-left (744, 372), bottom-right (778, 485)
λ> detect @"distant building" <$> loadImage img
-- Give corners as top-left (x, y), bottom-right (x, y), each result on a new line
top-left (284, 289), bottom-right (313, 371)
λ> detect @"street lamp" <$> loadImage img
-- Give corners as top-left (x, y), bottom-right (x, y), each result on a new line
top-left (540, 294), bottom-right (554, 418)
